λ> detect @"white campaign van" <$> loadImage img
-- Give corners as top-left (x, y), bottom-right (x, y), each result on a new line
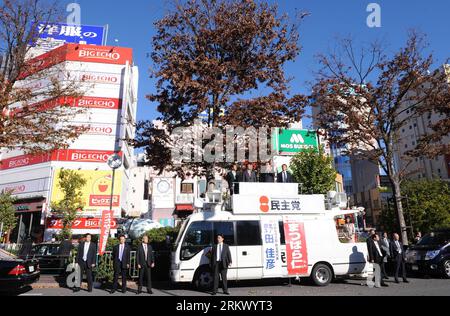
top-left (170, 183), bottom-right (371, 290)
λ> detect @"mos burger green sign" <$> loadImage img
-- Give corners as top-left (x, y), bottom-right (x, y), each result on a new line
top-left (274, 129), bottom-right (319, 155)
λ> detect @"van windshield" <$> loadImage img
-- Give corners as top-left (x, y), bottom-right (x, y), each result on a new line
top-left (417, 232), bottom-right (450, 247)
top-left (181, 221), bottom-right (213, 261)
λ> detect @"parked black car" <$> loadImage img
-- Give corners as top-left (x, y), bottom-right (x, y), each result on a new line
top-left (0, 249), bottom-right (40, 293)
top-left (21, 241), bottom-right (73, 275)
top-left (406, 229), bottom-right (450, 278)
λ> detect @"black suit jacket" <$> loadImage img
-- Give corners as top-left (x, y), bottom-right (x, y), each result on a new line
top-left (260, 172), bottom-right (275, 183)
top-left (76, 242), bottom-right (97, 267)
top-left (277, 171), bottom-right (294, 183)
top-left (210, 244), bottom-right (232, 269)
top-left (367, 239), bottom-right (385, 263)
top-left (112, 244), bottom-right (131, 269)
top-left (242, 171), bottom-right (257, 183)
top-left (390, 240), bottom-right (406, 261)
top-left (226, 171), bottom-right (240, 193)
top-left (137, 243), bottom-right (155, 268)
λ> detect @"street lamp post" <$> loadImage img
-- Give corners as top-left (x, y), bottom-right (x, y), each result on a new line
top-left (107, 153), bottom-right (123, 215)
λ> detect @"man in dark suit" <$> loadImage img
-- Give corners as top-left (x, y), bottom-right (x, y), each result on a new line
top-left (75, 234), bottom-right (97, 292)
top-left (277, 164), bottom-right (294, 183)
top-left (226, 164), bottom-right (240, 195)
top-left (242, 163), bottom-right (257, 183)
top-left (111, 235), bottom-right (131, 294)
top-left (137, 235), bottom-right (155, 295)
top-left (390, 233), bottom-right (409, 284)
top-left (210, 234), bottom-right (232, 296)
top-left (367, 234), bottom-right (388, 287)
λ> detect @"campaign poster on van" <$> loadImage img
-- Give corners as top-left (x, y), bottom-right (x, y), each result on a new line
top-left (283, 217), bottom-right (308, 276)
top-left (260, 219), bottom-right (283, 277)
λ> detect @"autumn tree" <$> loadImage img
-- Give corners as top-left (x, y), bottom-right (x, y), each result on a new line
top-left (134, 0), bottom-right (307, 178)
top-left (290, 147), bottom-right (337, 195)
top-left (311, 32), bottom-right (450, 245)
top-left (50, 170), bottom-right (86, 240)
top-left (0, 0), bottom-right (86, 154)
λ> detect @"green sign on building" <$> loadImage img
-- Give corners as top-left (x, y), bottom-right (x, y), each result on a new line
top-left (273, 129), bottom-right (319, 156)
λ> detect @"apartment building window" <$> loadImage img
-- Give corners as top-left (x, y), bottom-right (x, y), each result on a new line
top-left (405, 144), bottom-right (408, 149)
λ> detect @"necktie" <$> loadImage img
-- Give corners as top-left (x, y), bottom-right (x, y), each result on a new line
top-left (119, 245), bottom-right (123, 261)
top-left (218, 244), bottom-right (222, 262)
top-left (283, 172), bottom-right (287, 183)
top-left (396, 241), bottom-right (401, 253)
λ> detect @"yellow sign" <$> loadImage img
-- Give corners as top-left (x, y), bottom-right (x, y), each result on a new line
top-left (51, 169), bottom-right (123, 214)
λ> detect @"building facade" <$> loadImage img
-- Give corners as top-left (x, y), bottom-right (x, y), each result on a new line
top-left (0, 43), bottom-right (138, 243)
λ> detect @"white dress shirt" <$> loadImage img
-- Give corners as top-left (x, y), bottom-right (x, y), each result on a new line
top-left (217, 243), bottom-right (223, 262)
top-left (83, 242), bottom-right (90, 261)
top-left (395, 241), bottom-right (402, 254)
top-left (119, 244), bottom-right (124, 261)
top-left (374, 241), bottom-right (383, 257)
top-left (143, 244), bottom-right (148, 260)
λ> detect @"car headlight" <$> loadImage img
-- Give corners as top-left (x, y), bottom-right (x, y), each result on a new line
top-left (425, 250), bottom-right (440, 261)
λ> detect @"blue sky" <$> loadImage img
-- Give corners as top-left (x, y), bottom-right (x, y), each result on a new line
top-left (63, 0), bottom-right (450, 128)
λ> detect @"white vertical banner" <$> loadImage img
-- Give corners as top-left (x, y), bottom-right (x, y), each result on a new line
top-left (261, 219), bottom-right (283, 277)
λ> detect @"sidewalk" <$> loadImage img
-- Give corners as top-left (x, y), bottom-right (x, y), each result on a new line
top-left (32, 275), bottom-right (142, 290)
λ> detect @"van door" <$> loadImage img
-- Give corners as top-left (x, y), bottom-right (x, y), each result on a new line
top-left (236, 221), bottom-right (263, 280)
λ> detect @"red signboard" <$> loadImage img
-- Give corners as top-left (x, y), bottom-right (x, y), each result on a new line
top-left (283, 218), bottom-right (308, 276)
top-left (99, 210), bottom-right (114, 256)
top-left (57, 150), bottom-right (118, 163)
top-left (65, 44), bottom-right (133, 65)
top-left (89, 195), bottom-right (120, 207)
top-left (19, 44), bottom-right (133, 80)
top-left (0, 150), bottom-right (120, 170)
top-left (47, 217), bottom-right (117, 230)
top-left (0, 153), bottom-right (53, 170)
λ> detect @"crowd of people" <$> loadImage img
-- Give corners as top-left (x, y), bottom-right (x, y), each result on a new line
top-left (366, 229), bottom-right (412, 288)
top-left (224, 162), bottom-right (295, 194)
top-left (74, 233), bottom-right (155, 295)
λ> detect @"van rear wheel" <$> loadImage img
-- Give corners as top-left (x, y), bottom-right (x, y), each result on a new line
top-left (193, 266), bottom-right (214, 292)
top-left (311, 264), bottom-right (333, 287)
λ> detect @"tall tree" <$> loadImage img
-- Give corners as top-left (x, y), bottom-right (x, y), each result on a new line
top-left (0, 0), bottom-right (86, 154)
top-left (134, 0), bottom-right (307, 178)
top-left (401, 180), bottom-right (450, 234)
top-left (311, 32), bottom-right (450, 245)
top-left (0, 190), bottom-right (17, 242)
top-left (290, 147), bottom-right (337, 195)
top-left (50, 170), bottom-right (86, 240)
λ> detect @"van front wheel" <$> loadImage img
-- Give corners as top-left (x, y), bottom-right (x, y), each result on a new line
top-left (311, 264), bottom-right (333, 287)
top-left (193, 266), bottom-right (214, 292)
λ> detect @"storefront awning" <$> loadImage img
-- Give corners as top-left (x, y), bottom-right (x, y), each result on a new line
top-left (176, 204), bottom-right (194, 212)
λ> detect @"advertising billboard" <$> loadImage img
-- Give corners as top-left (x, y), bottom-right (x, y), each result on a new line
top-left (273, 129), bottom-right (319, 156)
top-left (51, 169), bottom-right (123, 216)
top-left (36, 23), bottom-right (106, 46)
top-left (152, 178), bottom-right (175, 209)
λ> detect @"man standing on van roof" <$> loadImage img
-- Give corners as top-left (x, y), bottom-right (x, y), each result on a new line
top-left (277, 164), bottom-right (294, 183)
top-left (211, 234), bottom-right (232, 296)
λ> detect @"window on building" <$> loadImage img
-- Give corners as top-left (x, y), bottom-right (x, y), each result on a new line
top-left (236, 221), bottom-right (262, 246)
top-left (181, 183), bottom-right (194, 194)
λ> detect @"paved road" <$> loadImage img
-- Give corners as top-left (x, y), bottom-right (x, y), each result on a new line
top-left (12, 277), bottom-right (450, 296)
